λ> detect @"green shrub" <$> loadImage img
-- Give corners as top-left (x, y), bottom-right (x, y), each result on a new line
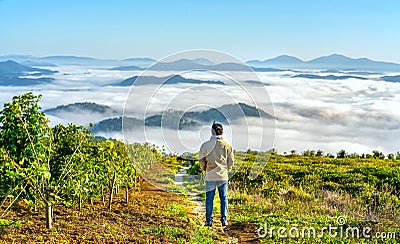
top-left (187, 161), bottom-right (202, 175)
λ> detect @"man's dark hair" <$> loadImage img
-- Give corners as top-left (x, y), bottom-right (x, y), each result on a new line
top-left (212, 121), bottom-right (223, 135)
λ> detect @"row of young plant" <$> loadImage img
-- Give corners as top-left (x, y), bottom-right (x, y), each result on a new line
top-left (0, 93), bottom-right (156, 229)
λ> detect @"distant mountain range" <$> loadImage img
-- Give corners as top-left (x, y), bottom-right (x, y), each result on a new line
top-left (247, 54), bottom-right (400, 72)
top-left (21, 60), bottom-right (57, 67)
top-left (293, 74), bottom-right (368, 81)
top-left (0, 55), bottom-right (156, 68)
top-left (121, 58), bottom-right (156, 68)
top-left (112, 74), bottom-right (225, 86)
top-left (0, 54), bottom-right (250, 71)
top-left (107, 58), bottom-right (253, 72)
top-left (380, 75), bottom-right (400, 83)
top-left (148, 59), bottom-right (253, 71)
top-left (1, 55), bottom-right (400, 87)
top-left (0, 60), bottom-right (56, 86)
top-left (109, 65), bottom-right (144, 71)
top-left (2, 53), bottom-right (400, 72)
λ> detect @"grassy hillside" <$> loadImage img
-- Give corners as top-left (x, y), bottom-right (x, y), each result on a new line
top-left (226, 152), bottom-right (400, 243)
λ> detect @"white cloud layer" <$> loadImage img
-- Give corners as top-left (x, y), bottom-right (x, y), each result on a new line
top-left (1, 66), bottom-right (400, 155)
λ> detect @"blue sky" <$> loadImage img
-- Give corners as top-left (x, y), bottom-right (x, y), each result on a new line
top-left (0, 0), bottom-right (399, 62)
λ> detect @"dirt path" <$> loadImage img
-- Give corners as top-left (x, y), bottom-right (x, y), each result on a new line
top-left (174, 167), bottom-right (206, 217)
top-left (174, 167), bottom-right (260, 243)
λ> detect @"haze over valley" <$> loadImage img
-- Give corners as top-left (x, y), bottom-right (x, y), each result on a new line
top-left (1, 54), bottom-right (400, 155)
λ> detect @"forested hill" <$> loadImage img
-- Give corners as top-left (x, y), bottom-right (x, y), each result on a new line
top-left (91, 103), bottom-right (275, 133)
top-left (0, 60), bottom-right (56, 86)
top-left (45, 102), bottom-right (118, 115)
top-left (112, 74), bottom-right (225, 86)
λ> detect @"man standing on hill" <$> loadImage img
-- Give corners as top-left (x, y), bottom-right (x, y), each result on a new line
top-left (199, 121), bottom-right (234, 227)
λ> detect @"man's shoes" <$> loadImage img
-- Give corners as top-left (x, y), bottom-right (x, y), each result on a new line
top-left (221, 220), bottom-right (228, 227)
top-left (204, 222), bottom-right (212, 227)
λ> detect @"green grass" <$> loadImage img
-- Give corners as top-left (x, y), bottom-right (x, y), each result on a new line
top-left (161, 156), bottom-right (184, 173)
top-left (140, 225), bottom-right (185, 241)
top-left (184, 179), bottom-right (205, 194)
top-left (228, 152), bottom-right (400, 243)
top-left (165, 184), bottom-right (189, 195)
top-left (156, 176), bottom-right (175, 185)
top-left (0, 219), bottom-right (21, 231)
top-left (106, 225), bottom-right (118, 233)
top-left (189, 225), bottom-right (221, 244)
top-left (139, 224), bottom-right (223, 243)
top-left (164, 202), bottom-right (189, 221)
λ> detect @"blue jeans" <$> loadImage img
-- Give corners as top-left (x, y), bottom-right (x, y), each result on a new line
top-left (205, 180), bottom-right (228, 224)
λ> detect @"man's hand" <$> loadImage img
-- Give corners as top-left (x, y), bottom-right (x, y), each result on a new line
top-left (199, 157), bottom-right (207, 171)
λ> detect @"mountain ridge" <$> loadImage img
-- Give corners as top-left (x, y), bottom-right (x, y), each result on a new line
top-left (2, 53), bottom-right (400, 72)
top-left (247, 53), bottom-right (400, 71)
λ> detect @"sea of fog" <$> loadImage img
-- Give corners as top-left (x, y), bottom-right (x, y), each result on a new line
top-left (1, 65), bottom-right (400, 155)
